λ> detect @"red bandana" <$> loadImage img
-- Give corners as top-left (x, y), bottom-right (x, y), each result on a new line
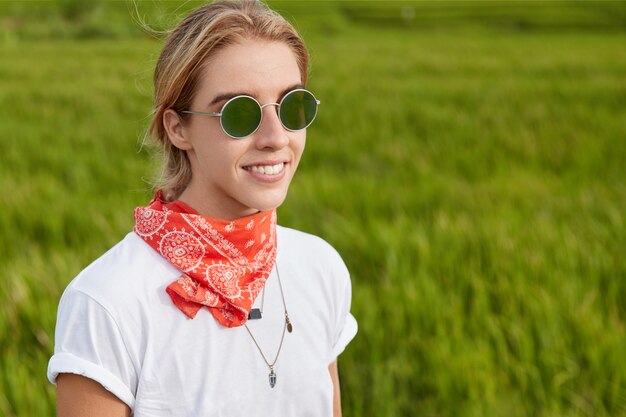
top-left (133, 192), bottom-right (277, 328)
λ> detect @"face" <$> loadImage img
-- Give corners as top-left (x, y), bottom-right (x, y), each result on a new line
top-left (164, 38), bottom-right (306, 220)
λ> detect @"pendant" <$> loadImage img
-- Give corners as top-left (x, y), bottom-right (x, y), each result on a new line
top-left (248, 308), bottom-right (262, 320)
top-left (269, 368), bottom-right (276, 388)
top-left (286, 315), bottom-right (293, 333)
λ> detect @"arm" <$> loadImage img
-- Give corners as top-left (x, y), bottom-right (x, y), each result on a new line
top-left (57, 374), bottom-right (131, 417)
top-left (329, 361), bottom-right (342, 417)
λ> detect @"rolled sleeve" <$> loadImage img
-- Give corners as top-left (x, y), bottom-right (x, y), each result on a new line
top-left (329, 267), bottom-right (358, 363)
top-left (47, 288), bottom-right (137, 410)
top-left (330, 312), bottom-right (358, 361)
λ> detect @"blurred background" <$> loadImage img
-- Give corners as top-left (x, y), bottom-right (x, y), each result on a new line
top-left (1, 1), bottom-right (625, 416)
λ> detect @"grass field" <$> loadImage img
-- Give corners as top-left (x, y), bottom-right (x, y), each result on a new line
top-left (1, 1), bottom-right (626, 416)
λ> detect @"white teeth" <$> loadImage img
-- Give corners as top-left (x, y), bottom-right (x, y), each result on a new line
top-left (247, 163), bottom-right (284, 175)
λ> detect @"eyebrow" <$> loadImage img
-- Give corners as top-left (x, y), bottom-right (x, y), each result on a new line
top-left (208, 83), bottom-right (305, 107)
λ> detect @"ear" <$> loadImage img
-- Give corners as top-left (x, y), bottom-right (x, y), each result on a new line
top-left (163, 109), bottom-right (193, 150)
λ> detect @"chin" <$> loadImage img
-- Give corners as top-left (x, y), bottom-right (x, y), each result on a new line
top-left (245, 191), bottom-right (288, 213)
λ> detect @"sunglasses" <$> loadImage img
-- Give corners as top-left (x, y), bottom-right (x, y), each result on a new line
top-left (181, 88), bottom-right (320, 139)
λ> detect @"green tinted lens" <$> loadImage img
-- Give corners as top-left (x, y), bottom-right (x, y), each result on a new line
top-left (221, 96), bottom-right (262, 138)
top-left (279, 90), bottom-right (318, 131)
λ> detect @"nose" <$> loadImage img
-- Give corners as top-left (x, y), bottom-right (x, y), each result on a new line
top-left (254, 104), bottom-right (289, 150)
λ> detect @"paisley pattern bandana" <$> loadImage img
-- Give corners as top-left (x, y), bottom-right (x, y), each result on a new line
top-left (133, 192), bottom-right (277, 328)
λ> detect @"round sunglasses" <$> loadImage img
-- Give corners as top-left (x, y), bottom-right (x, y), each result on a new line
top-left (181, 88), bottom-right (320, 139)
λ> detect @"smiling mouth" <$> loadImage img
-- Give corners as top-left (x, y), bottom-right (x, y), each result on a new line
top-left (242, 162), bottom-right (285, 175)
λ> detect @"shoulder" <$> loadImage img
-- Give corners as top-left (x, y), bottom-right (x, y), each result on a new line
top-left (277, 225), bottom-right (346, 270)
top-left (275, 226), bottom-right (356, 355)
top-left (276, 225), bottom-right (350, 293)
top-left (277, 225), bottom-right (342, 257)
top-left (62, 232), bottom-right (180, 315)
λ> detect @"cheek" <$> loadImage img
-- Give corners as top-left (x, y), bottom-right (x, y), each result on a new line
top-left (193, 143), bottom-right (239, 180)
top-left (192, 128), bottom-right (245, 163)
top-left (291, 133), bottom-right (307, 161)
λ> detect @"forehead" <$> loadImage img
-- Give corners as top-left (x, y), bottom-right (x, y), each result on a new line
top-left (196, 39), bottom-right (301, 102)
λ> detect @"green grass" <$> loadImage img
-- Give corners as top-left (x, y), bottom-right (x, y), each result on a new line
top-left (1, 1), bottom-right (626, 416)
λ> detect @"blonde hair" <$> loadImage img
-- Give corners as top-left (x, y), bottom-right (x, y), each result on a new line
top-left (149, 0), bottom-right (309, 199)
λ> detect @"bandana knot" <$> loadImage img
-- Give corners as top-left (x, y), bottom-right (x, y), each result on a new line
top-left (133, 192), bottom-right (277, 327)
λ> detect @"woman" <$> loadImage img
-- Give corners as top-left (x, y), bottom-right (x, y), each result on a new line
top-left (47, 1), bottom-right (357, 416)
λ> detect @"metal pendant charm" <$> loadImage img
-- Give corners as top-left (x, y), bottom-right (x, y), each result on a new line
top-left (248, 308), bottom-right (262, 320)
top-left (286, 315), bottom-right (293, 333)
top-left (269, 368), bottom-right (277, 388)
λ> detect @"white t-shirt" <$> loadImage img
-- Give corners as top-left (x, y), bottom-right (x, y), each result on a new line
top-left (48, 225), bottom-right (358, 416)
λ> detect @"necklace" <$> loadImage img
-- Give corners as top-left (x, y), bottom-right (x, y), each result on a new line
top-left (244, 263), bottom-right (293, 388)
top-left (247, 285), bottom-right (265, 320)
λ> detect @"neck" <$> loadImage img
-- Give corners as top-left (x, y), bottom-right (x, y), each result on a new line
top-left (177, 187), bottom-right (259, 221)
